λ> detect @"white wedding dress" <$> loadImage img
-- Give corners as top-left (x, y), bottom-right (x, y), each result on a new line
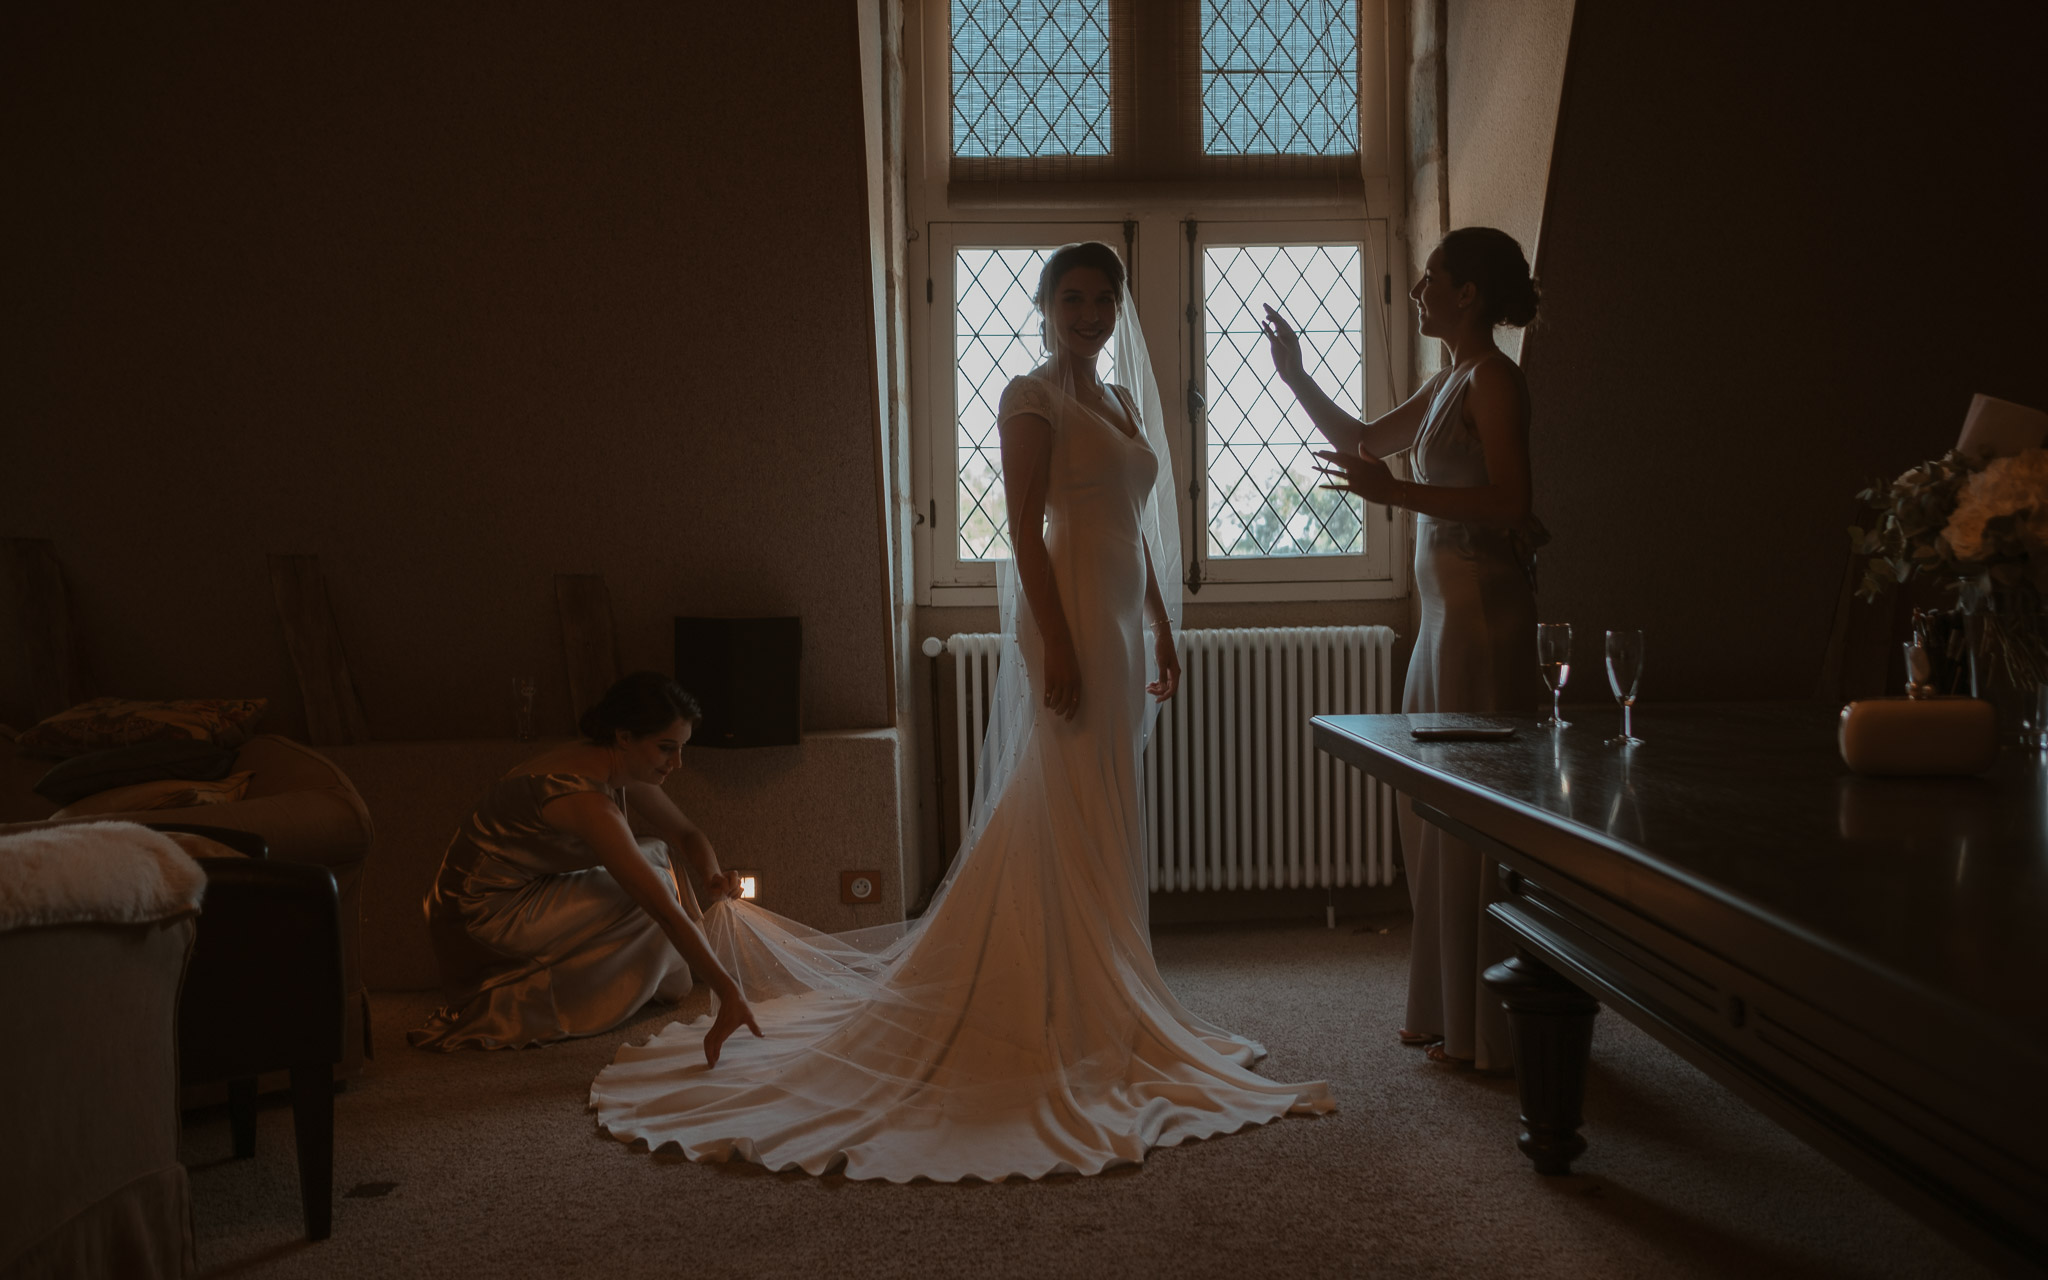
top-left (591, 334), bottom-right (1333, 1181)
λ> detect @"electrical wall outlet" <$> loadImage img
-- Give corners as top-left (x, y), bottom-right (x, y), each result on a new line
top-left (840, 870), bottom-right (882, 905)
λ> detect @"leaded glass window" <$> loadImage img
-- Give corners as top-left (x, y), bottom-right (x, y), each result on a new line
top-left (1201, 0), bottom-right (1359, 156)
top-left (953, 1), bottom-right (1112, 158)
top-left (954, 246), bottom-right (1116, 561)
top-left (1202, 243), bottom-right (1364, 557)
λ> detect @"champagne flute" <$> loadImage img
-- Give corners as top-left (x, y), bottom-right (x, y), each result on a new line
top-left (1604, 630), bottom-right (1644, 746)
top-left (1536, 623), bottom-right (1572, 728)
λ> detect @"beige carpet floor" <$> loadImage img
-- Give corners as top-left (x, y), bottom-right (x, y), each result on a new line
top-left (181, 918), bottom-right (1989, 1279)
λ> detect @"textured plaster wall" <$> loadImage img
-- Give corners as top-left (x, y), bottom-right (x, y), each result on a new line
top-left (1, 5), bottom-right (893, 738)
top-left (1520, 1), bottom-right (2048, 702)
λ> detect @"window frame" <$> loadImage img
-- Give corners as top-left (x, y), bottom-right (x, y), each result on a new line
top-left (907, 0), bottom-right (1407, 608)
top-left (1183, 217), bottom-right (1398, 593)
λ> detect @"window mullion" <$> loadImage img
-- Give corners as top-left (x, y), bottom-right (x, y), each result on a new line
top-left (1183, 216), bottom-right (1208, 595)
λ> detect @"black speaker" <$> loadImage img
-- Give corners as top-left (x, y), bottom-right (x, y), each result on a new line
top-left (673, 616), bottom-right (802, 748)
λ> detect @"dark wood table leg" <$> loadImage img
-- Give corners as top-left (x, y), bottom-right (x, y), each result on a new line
top-left (289, 1064), bottom-right (334, 1240)
top-left (227, 1077), bottom-right (258, 1158)
top-left (1484, 949), bottom-right (1600, 1175)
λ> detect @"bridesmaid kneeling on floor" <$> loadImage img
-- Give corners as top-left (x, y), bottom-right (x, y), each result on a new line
top-left (410, 672), bottom-right (761, 1060)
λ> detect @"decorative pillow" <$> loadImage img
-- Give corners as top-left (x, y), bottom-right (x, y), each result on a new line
top-left (0, 823), bottom-right (206, 931)
top-left (52, 772), bottom-right (253, 819)
top-left (33, 740), bottom-right (240, 805)
top-left (16, 698), bottom-right (267, 760)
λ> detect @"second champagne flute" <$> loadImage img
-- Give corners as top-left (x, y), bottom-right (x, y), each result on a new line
top-left (1537, 623), bottom-right (1572, 728)
top-left (1604, 629), bottom-right (1644, 746)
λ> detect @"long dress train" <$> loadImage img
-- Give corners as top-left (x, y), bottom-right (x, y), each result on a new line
top-left (1394, 361), bottom-right (1539, 1071)
top-left (589, 369), bottom-right (1333, 1181)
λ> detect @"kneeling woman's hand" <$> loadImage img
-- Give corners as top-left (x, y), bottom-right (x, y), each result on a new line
top-left (703, 981), bottom-right (763, 1068)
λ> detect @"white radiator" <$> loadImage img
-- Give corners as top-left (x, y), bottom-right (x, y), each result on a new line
top-left (938, 626), bottom-right (1400, 891)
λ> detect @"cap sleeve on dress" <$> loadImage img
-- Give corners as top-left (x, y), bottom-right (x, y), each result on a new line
top-left (997, 375), bottom-right (1056, 428)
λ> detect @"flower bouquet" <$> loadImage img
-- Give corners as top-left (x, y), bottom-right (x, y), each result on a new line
top-left (1849, 447), bottom-right (2048, 713)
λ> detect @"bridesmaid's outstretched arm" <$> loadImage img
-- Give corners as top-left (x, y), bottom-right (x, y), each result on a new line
top-left (544, 791), bottom-right (762, 1065)
top-left (1263, 304), bottom-right (1435, 458)
top-left (1316, 356), bottom-right (1536, 533)
top-left (624, 781), bottom-right (742, 903)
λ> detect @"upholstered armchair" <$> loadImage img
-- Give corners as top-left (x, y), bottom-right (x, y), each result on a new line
top-left (0, 823), bottom-right (204, 1280)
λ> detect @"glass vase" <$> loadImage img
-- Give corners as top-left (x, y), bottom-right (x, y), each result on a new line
top-left (1964, 604), bottom-right (2048, 751)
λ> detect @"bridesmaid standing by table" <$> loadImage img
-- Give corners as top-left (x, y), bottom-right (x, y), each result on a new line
top-left (1265, 226), bottom-right (1545, 1069)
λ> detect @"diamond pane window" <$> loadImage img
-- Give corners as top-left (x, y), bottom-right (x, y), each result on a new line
top-left (1202, 1), bottom-right (1359, 156)
top-left (1203, 244), bottom-right (1364, 558)
top-left (953, 1), bottom-right (1112, 158)
top-left (955, 247), bottom-right (1115, 560)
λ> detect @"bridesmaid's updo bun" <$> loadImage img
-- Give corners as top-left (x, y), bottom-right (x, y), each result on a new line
top-left (579, 671), bottom-right (702, 745)
top-left (1438, 227), bottom-right (1540, 329)
top-left (1034, 241), bottom-right (1126, 312)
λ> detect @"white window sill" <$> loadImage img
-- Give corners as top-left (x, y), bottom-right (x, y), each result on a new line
top-left (927, 577), bottom-right (1405, 608)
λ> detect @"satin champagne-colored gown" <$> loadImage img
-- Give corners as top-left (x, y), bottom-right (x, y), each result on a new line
top-left (1397, 361), bottom-right (1539, 1070)
top-left (410, 773), bottom-right (693, 1051)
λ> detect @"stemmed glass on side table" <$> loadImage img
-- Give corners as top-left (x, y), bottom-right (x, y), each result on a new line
top-left (1604, 630), bottom-right (1645, 745)
top-left (1537, 623), bottom-right (1572, 727)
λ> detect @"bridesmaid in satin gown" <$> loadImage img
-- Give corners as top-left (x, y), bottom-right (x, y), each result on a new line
top-left (410, 673), bottom-right (761, 1057)
top-left (1265, 226), bottom-right (1545, 1071)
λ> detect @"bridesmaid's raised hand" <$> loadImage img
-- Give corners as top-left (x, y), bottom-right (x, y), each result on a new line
top-left (702, 983), bottom-right (762, 1068)
top-left (1261, 304), bottom-right (1306, 386)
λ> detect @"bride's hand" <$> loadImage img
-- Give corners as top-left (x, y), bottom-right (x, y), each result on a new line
top-left (1314, 445), bottom-right (1399, 505)
top-left (1148, 626), bottom-right (1180, 702)
top-left (1261, 305), bottom-right (1306, 386)
top-left (704, 869), bottom-right (747, 901)
top-left (702, 982), bottom-right (762, 1069)
top-left (1043, 637), bottom-right (1082, 720)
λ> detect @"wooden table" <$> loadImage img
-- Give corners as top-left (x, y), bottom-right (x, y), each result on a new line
top-left (1312, 704), bottom-right (2047, 1274)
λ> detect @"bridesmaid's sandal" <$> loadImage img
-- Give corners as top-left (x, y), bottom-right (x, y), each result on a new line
top-left (1424, 1043), bottom-right (1472, 1066)
top-left (1397, 1029), bottom-right (1442, 1047)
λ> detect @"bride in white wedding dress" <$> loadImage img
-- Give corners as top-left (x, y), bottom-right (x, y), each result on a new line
top-left (590, 242), bottom-right (1332, 1181)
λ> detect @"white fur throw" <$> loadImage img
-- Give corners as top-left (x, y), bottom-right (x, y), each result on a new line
top-left (0, 822), bottom-right (205, 932)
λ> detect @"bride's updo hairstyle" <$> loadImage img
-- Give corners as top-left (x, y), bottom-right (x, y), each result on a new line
top-left (1437, 227), bottom-right (1541, 329)
top-left (1034, 240), bottom-right (1126, 313)
top-left (580, 671), bottom-right (703, 746)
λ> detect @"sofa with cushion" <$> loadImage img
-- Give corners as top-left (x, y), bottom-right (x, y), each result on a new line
top-left (1, 734), bottom-right (377, 1075)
